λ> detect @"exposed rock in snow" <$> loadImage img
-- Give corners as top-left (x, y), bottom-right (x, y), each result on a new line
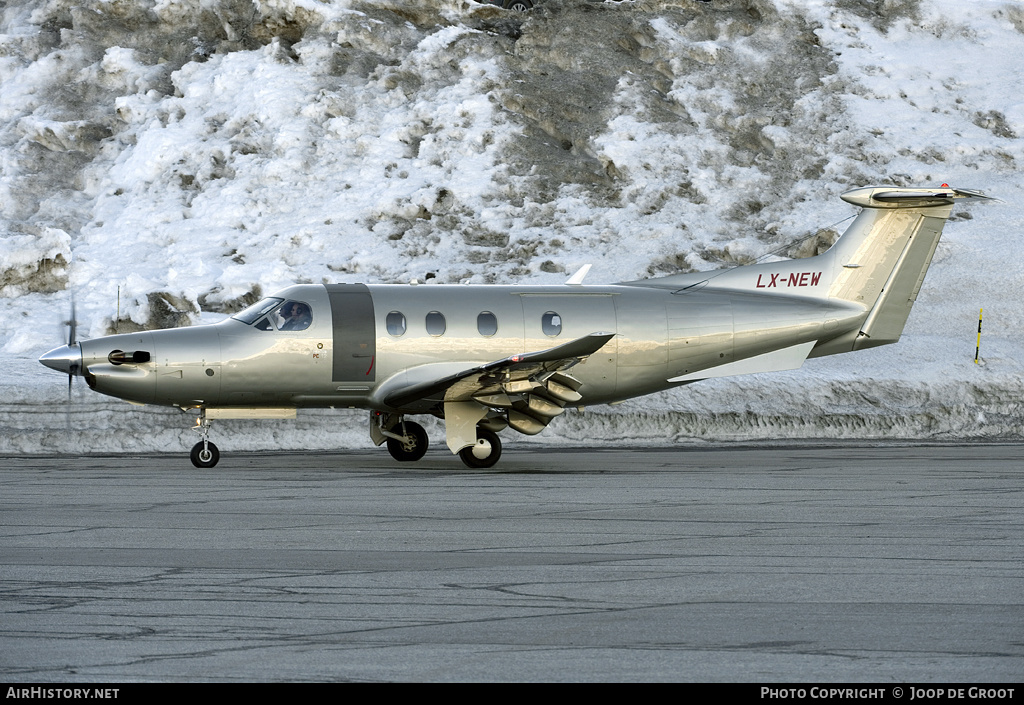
top-left (1, 0), bottom-right (1021, 452)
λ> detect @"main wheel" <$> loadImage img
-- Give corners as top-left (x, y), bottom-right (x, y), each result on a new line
top-left (190, 441), bottom-right (220, 468)
top-left (386, 421), bottom-right (429, 462)
top-left (458, 428), bottom-right (502, 469)
top-left (503, 0), bottom-right (533, 10)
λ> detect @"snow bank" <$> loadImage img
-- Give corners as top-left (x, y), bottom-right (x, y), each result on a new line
top-left (1, 0), bottom-right (1021, 454)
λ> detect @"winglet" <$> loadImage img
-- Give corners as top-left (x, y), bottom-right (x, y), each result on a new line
top-left (504, 331), bottom-right (614, 365)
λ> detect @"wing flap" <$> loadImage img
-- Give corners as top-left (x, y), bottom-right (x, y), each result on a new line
top-left (383, 332), bottom-right (614, 410)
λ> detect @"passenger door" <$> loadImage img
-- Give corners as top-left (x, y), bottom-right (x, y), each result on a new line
top-left (327, 284), bottom-right (376, 384)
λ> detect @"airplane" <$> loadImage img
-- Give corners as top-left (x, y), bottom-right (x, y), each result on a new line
top-left (39, 185), bottom-right (992, 468)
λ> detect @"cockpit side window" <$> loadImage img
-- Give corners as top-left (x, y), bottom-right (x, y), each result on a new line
top-left (277, 300), bottom-right (313, 332)
top-left (233, 297), bottom-right (312, 332)
top-left (233, 297), bottom-right (284, 325)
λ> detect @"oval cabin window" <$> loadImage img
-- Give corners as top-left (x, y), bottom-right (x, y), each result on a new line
top-left (541, 311), bottom-right (562, 337)
top-left (477, 311), bottom-right (498, 337)
top-left (426, 311), bottom-right (446, 336)
top-left (386, 311), bottom-right (406, 337)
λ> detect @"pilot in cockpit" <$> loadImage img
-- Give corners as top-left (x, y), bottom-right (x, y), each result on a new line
top-left (279, 301), bottom-right (312, 331)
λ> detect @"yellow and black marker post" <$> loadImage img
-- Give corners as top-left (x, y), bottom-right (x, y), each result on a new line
top-left (975, 308), bottom-right (983, 364)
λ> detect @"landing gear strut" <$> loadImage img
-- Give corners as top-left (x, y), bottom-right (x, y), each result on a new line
top-left (190, 410), bottom-right (220, 468)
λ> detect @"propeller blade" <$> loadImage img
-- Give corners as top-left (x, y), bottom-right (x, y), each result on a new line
top-left (67, 297), bottom-right (77, 346)
top-left (63, 297), bottom-right (78, 414)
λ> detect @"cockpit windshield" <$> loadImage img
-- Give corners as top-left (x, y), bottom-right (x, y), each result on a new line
top-left (232, 297), bottom-right (313, 332)
top-left (232, 297), bottom-right (284, 325)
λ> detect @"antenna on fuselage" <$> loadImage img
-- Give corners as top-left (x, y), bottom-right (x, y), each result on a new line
top-left (565, 264), bottom-right (592, 286)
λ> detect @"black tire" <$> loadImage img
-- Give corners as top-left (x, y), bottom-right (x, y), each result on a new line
top-left (190, 441), bottom-right (220, 468)
top-left (503, 0), bottom-right (533, 10)
top-left (458, 428), bottom-right (502, 469)
top-left (386, 421), bottom-right (429, 462)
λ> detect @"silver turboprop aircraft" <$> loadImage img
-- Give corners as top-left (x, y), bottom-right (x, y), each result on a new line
top-left (39, 186), bottom-right (991, 468)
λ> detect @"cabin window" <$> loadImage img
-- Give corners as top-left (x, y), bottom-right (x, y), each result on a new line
top-left (541, 311), bottom-right (562, 337)
top-left (477, 311), bottom-right (498, 337)
top-left (426, 311), bottom-right (446, 336)
top-left (386, 311), bottom-right (407, 337)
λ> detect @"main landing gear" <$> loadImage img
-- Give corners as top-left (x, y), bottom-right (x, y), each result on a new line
top-left (372, 412), bottom-right (504, 468)
top-left (458, 427), bottom-right (502, 469)
top-left (385, 420), bottom-right (429, 462)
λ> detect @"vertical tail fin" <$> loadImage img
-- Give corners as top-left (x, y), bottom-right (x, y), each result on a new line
top-left (822, 186), bottom-right (992, 350)
top-left (626, 185), bottom-right (992, 357)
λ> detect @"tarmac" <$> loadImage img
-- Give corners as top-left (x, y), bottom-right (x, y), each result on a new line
top-left (1, 444), bottom-right (1022, 682)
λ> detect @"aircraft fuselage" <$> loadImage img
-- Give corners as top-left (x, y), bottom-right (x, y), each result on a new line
top-left (76, 281), bottom-right (860, 413)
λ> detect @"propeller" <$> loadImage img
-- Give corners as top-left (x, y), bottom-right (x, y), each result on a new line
top-left (39, 297), bottom-right (83, 410)
top-left (65, 299), bottom-right (79, 440)
top-left (66, 297), bottom-right (78, 400)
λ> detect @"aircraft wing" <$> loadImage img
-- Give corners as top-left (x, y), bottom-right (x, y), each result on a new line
top-left (383, 332), bottom-right (615, 411)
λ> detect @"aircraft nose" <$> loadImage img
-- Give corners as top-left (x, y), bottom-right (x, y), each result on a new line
top-left (39, 344), bottom-right (82, 375)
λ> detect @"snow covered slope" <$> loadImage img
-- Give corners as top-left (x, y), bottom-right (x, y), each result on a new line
top-left (1, 0), bottom-right (1021, 453)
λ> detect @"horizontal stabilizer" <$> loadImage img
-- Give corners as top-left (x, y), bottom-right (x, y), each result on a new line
top-left (841, 185), bottom-right (998, 209)
top-left (668, 341), bottom-right (816, 383)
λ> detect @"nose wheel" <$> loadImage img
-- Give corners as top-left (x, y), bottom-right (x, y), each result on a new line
top-left (190, 410), bottom-right (220, 468)
top-left (190, 441), bottom-right (220, 468)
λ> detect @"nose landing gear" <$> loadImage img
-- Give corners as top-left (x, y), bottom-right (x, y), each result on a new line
top-left (190, 440), bottom-right (220, 468)
top-left (190, 410), bottom-right (220, 468)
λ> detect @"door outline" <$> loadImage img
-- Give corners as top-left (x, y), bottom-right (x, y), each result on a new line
top-left (326, 284), bottom-right (376, 383)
